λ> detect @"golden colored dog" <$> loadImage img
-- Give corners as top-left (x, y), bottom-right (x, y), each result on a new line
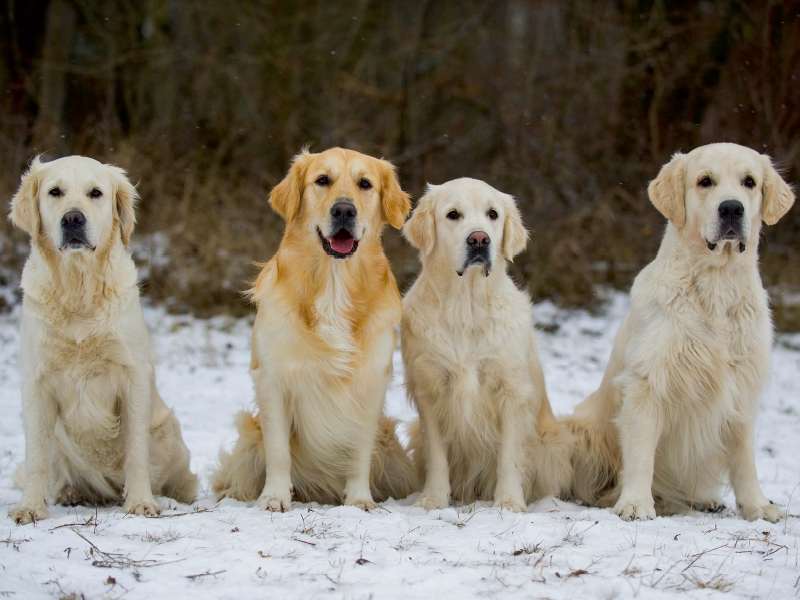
top-left (8, 156), bottom-right (197, 524)
top-left (211, 148), bottom-right (418, 510)
top-left (566, 143), bottom-right (795, 521)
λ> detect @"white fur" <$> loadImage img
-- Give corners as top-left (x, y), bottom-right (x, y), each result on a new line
top-left (565, 143), bottom-right (795, 522)
top-left (402, 178), bottom-right (575, 512)
top-left (7, 156), bottom-right (197, 525)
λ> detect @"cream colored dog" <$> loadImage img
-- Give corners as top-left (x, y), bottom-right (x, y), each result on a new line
top-left (211, 148), bottom-right (418, 510)
top-left (566, 143), bottom-right (795, 522)
top-left (8, 156), bottom-right (197, 525)
top-left (402, 178), bottom-right (575, 512)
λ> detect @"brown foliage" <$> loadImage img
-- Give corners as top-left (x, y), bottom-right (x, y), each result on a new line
top-left (1, 0), bottom-right (798, 324)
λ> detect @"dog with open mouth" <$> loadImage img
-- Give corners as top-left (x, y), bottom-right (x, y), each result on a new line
top-left (7, 156), bottom-right (197, 524)
top-left (211, 147), bottom-right (418, 510)
top-left (401, 178), bottom-right (575, 512)
top-left (565, 143), bottom-right (795, 522)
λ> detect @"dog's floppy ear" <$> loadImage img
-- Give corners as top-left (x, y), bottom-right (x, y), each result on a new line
top-left (379, 159), bottom-right (411, 229)
top-left (106, 164), bottom-right (139, 246)
top-left (760, 154), bottom-right (795, 225)
top-left (403, 185), bottom-right (436, 255)
top-left (648, 151), bottom-right (687, 227)
top-left (10, 155), bottom-right (44, 240)
top-left (270, 149), bottom-right (311, 223)
top-left (500, 193), bottom-right (529, 260)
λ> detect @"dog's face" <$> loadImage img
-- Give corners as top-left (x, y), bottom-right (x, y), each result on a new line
top-left (269, 148), bottom-right (410, 260)
top-left (10, 155), bottom-right (138, 254)
top-left (403, 178), bottom-right (528, 277)
top-left (649, 143), bottom-right (795, 254)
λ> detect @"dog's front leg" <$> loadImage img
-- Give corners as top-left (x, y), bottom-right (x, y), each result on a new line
top-left (414, 396), bottom-right (451, 510)
top-left (122, 370), bottom-right (161, 516)
top-left (613, 383), bottom-right (660, 521)
top-left (493, 400), bottom-right (528, 513)
top-left (342, 388), bottom-right (382, 511)
top-left (726, 420), bottom-right (782, 523)
top-left (254, 368), bottom-right (293, 512)
top-left (9, 381), bottom-right (57, 524)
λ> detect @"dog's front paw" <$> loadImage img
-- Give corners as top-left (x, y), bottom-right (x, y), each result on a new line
top-left (614, 497), bottom-right (656, 521)
top-left (493, 496), bottom-right (527, 513)
top-left (414, 493), bottom-right (450, 511)
top-left (9, 502), bottom-right (49, 525)
top-left (124, 496), bottom-right (162, 517)
top-left (739, 502), bottom-right (782, 523)
top-left (257, 490), bottom-right (292, 512)
top-left (345, 496), bottom-right (378, 511)
top-left (693, 500), bottom-right (725, 513)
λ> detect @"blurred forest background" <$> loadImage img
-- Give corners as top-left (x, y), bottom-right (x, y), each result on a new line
top-left (1, 0), bottom-right (799, 327)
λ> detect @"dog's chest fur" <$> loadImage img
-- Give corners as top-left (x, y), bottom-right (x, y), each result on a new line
top-left (256, 263), bottom-right (397, 460)
top-left (23, 287), bottom-right (136, 463)
top-left (626, 255), bottom-right (772, 445)
top-left (405, 277), bottom-right (534, 440)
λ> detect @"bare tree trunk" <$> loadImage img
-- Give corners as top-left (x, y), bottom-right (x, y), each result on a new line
top-left (32, 0), bottom-right (76, 154)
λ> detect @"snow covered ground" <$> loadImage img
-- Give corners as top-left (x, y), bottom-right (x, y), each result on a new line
top-left (0, 292), bottom-right (798, 599)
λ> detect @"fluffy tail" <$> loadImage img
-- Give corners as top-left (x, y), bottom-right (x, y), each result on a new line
top-left (370, 417), bottom-right (421, 502)
top-left (211, 411), bottom-right (420, 503)
top-left (211, 411), bottom-right (267, 502)
top-left (562, 408), bottom-right (620, 507)
top-left (529, 416), bottom-right (576, 501)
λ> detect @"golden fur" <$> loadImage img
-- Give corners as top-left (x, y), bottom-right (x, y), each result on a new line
top-left (8, 156), bottom-right (197, 525)
top-left (211, 147), bottom-right (418, 510)
top-left (564, 143), bottom-right (795, 521)
top-left (401, 178), bottom-right (575, 512)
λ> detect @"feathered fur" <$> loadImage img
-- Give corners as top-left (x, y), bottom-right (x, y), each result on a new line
top-left (8, 156), bottom-right (196, 525)
top-left (211, 148), bottom-right (417, 510)
top-left (402, 178), bottom-right (575, 512)
top-left (564, 143), bottom-right (795, 521)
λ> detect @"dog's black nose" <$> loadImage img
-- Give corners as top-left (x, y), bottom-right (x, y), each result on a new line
top-left (467, 231), bottom-right (490, 248)
top-left (718, 200), bottom-right (744, 220)
top-left (61, 211), bottom-right (86, 228)
top-left (330, 202), bottom-right (357, 219)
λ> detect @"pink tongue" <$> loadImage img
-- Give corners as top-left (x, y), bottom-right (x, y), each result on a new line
top-left (329, 235), bottom-right (355, 254)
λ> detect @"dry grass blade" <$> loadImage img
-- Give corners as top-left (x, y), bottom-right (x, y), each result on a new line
top-left (73, 530), bottom-right (185, 569)
top-left (186, 570), bottom-right (226, 580)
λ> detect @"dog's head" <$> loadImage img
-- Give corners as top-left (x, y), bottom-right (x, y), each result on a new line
top-left (10, 155), bottom-right (138, 254)
top-left (649, 143), bottom-right (795, 254)
top-left (269, 147), bottom-right (410, 260)
top-left (403, 178), bottom-right (528, 277)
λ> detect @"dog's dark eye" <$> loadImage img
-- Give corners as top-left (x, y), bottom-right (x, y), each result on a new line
top-left (359, 179), bottom-right (372, 190)
top-left (315, 175), bottom-right (330, 186)
top-left (698, 176), bottom-right (713, 188)
top-left (446, 210), bottom-right (460, 221)
top-left (487, 209), bottom-right (498, 220)
top-left (89, 188), bottom-right (102, 198)
top-left (743, 176), bottom-right (755, 189)
top-left (49, 187), bottom-right (62, 197)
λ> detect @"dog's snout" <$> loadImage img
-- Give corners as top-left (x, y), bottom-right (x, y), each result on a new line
top-left (718, 200), bottom-right (744, 220)
top-left (331, 201), bottom-right (357, 219)
top-left (61, 211), bottom-right (86, 229)
top-left (467, 231), bottom-right (490, 248)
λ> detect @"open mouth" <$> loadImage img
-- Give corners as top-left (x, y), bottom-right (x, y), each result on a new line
top-left (318, 228), bottom-right (359, 259)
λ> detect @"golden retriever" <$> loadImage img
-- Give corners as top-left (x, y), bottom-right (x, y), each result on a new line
top-left (211, 148), bottom-right (418, 510)
top-left (8, 156), bottom-right (197, 524)
top-left (402, 178), bottom-right (575, 512)
top-left (565, 143), bottom-right (795, 521)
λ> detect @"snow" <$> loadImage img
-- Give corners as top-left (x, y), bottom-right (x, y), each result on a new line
top-left (0, 292), bottom-right (798, 599)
